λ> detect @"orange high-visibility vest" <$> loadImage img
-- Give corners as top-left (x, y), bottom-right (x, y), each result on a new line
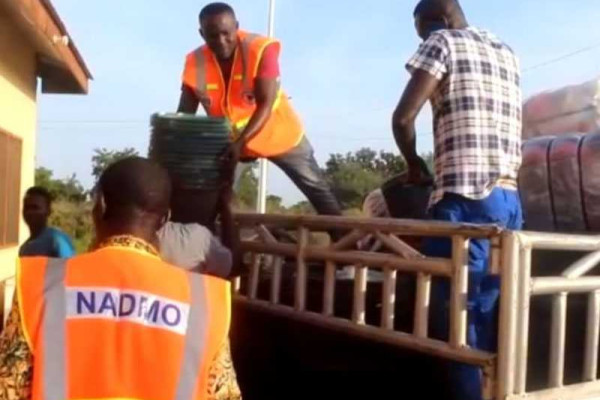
top-left (182, 30), bottom-right (304, 158)
top-left (17, 246), bottom-right (231, 400)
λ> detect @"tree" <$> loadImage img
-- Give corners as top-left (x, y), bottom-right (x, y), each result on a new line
top-left (266, 195), bottom-right (286, 214)
top-left (49, 200), bottom-right (93, 253)
top-left (235, 164), bottom-right (258, 210)
top-left (34, 167), bottom-right (86, 202)
top-left (34, 166), bottom-right (91, 252)
top-left (91, 147), bottom-right (139, 182)
top-left (288, 201), bottom-right (315, 215)
top-left (323, 149), bottom-right (407, 210)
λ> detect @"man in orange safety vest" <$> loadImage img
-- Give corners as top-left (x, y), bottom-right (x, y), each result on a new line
top-left (0, 157), bottom-right (239, 400)
top-left (178, 2), bottom-right (342, 217)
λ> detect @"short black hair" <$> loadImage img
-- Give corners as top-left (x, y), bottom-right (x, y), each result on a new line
top-left (413, 0), bottom-right (460, 17)
top-left (199, 2), bottom-right (235, 22)
top-left (98, 157), bottom-right (171, 223)
top-left (25, 186), bottom-right (52, 207)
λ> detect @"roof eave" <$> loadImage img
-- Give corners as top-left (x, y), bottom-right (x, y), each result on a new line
top-left (0, 0), bottom-right (92, 94)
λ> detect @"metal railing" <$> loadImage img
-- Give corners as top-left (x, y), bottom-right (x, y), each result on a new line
top-left (499, 232), bottom-right (600, 400)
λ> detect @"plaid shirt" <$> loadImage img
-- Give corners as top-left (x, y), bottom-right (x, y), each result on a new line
top-left (407, 27), bottom-right (522, 205)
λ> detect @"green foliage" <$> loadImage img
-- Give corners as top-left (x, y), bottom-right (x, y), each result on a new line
top-left (287, 201), bottom-right (315, 215)
top-left (266, 195), bottom-right (286, 214)
top-left (35, 167), bottom-right (86, 202)
top-left (34, 168), bottom-right (92, 253)
top-left (233, 149), bottom-right (432, 214)
top-left (91, 147), bottom-right (139, 182)
top-left (323, 148), bottom-right (407, 210)
top-left (235, 164), bottom-right (258, 210)
top-left (49, 200), bottom-right (93, 253)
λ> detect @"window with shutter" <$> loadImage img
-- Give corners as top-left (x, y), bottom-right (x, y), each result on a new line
top-left (0, 129), bottom-right (22, 247)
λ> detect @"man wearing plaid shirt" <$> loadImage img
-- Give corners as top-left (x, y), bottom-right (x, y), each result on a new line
top-left (392, 0), bottom-right (522, 399)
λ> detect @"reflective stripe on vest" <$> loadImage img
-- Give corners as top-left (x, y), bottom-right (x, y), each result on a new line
top-left (174, 274), bottom-right (206, 400)
top-left (239, 33), bottom-right (261, 93)
top-left (233, 89), bottom-right (283, 132)
top-left (41, 258), bottom-right (207, 400)
top-left (43, 258), bottom-right (67, 400)
top-left (193, 48), bottom-right (207, 98)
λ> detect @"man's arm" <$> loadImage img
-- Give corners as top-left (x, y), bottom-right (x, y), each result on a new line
top-left (177, 85), bottom-right (201, 114)
top-left (392, 70), bottom-right (440, 181)
top-left (227, 77), bottom-right (278, 159)
top-left (216, 185), bottom-right (241, 277)
top-left (226, 43), bottom-right (280, 162)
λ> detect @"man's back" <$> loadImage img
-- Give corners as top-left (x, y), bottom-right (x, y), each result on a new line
top-left (408, 27), bottom-right (522, 204)
top-left (158, 221), bottom-right (233, 278)
top-left (16, 244), bottom-right (231, 400)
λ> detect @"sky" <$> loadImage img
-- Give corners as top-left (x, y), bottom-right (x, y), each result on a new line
top-left (37, 0), bottom-right (600, 206)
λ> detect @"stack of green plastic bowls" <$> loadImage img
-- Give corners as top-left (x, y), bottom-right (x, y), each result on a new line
top-left (149, 113), bottom-right (230, 190)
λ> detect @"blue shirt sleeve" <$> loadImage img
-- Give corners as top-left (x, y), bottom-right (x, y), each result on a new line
top-left (54, 232), bottom-right (76, 258)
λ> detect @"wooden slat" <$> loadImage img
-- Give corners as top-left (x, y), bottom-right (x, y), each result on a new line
top-left (323, 261), bottom-right (336, 316)
top-left (249, 254), bottom-right (261, 300)
top-left (332, 229), bottom-right (365, 250)
top-left (352, 265), bottom-right (367, 325)
top-left (375, 232), bottom-right (423, 259)
top-left (516, 231), bottom-right (600, 252)
top-left (506, 380), bottom-right (600, 400)
top-left (241, 241), bottom-right (453, 276)
top-left (235, 213), bottom-right (502, 238)
top-left (516, 247), bottom-right (533, 394)
top-left (236, 298), bottom-right (496, 368)
top-left (257, 224), bottom-right (278, 243)
top-left (532, 277), bottom-right (600, 295)
top-left (549, 292), bottom-right (568, 388)
top-left (584, 291), bottom-right (600, 381)
top-left (233, 276), bottom-right (241, 293)
top-left (498, 233), bottom-right (522, 398)
top-left (255, 225), bottom-right (284, 304)
top-left (381, 268), bottom-right (397, 330)
top-left (414, 273), bottom-right (431, 338)
top-left (563, 250), bottom-right (600, 279)
top-left (450, 236), bottom-right (469, 348)
top-left (489, 236), bottom-right (502, 275)
top-left (270, 257), bottom-right (283, 305)
top-left (295, 227), bottom-right (309, 311)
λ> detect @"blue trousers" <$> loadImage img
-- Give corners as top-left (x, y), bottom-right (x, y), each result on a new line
top-left (425, 188), bottom-right (523, 400)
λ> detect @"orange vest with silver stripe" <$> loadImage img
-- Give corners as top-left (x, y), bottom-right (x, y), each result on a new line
top-left (182, 30), bottom-right (304, 158)
top-left (17, 247), bottom-right (231, 400)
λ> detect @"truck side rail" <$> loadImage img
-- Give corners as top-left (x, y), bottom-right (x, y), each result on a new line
top-left (499, 232), bottom-right (600, 400)
top-left (235, 214), bottom-right (600, 400)
top-left (234, 213), bottom-right (500, 399)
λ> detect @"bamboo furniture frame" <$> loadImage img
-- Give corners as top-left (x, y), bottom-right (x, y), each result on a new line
top-left (235, 213), bottom-right (600, 400)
